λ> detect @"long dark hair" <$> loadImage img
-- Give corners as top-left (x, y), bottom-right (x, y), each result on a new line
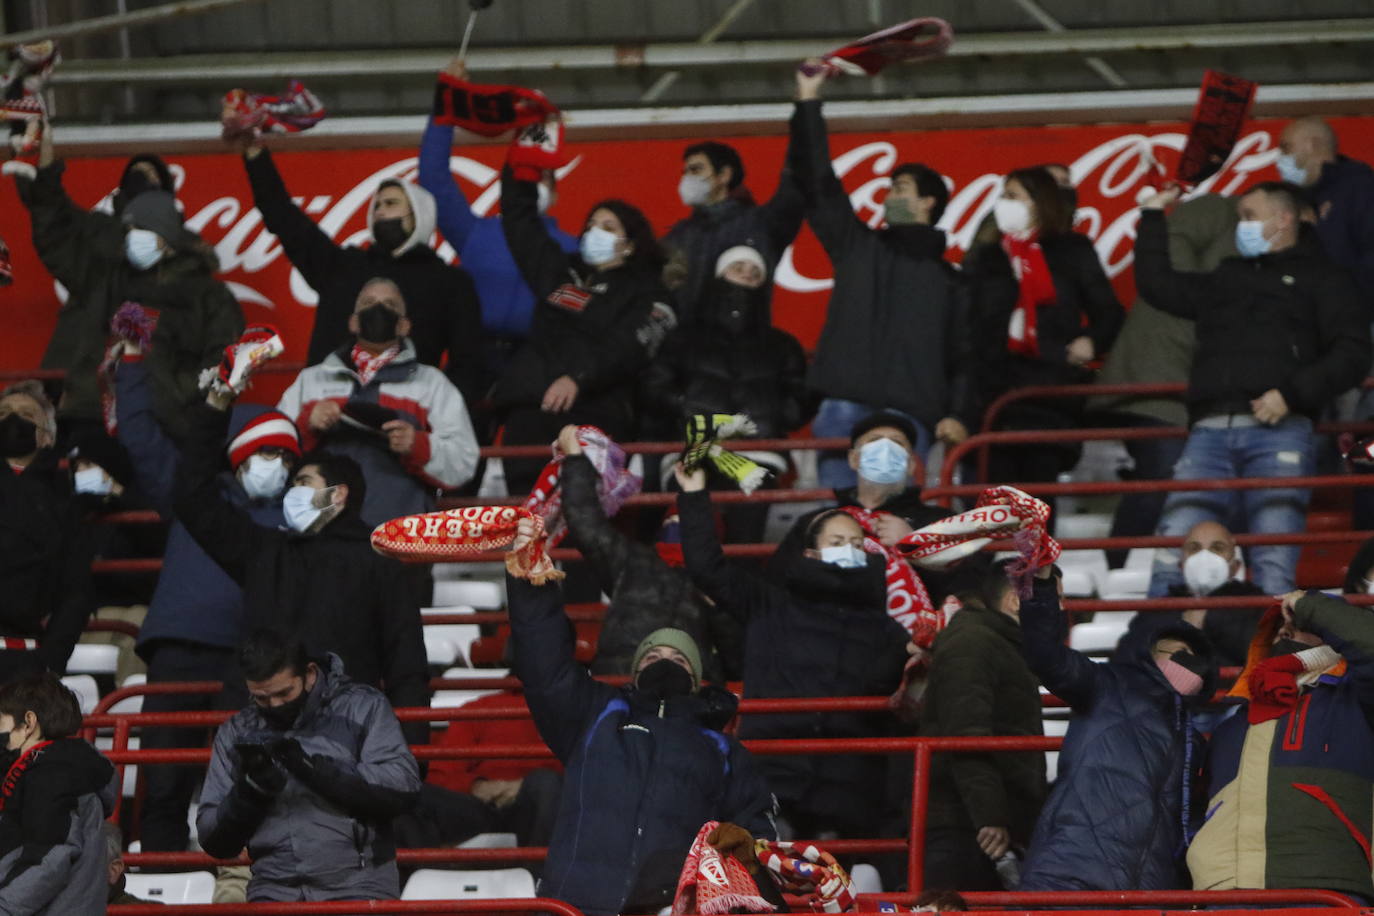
top-left (584, 199), bottom-right (666, 269)
top-left (1007, 166), bottom-right (1074, 236)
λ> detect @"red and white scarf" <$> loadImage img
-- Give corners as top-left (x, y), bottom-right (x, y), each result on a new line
top-left (0, 741), bottom-right (52, 813)
top-left (522, 425), bottom-right (641, 546)
top-left (370, 506), bottom-right (564, 585)
top-left (1001, 232), bottom-right (1058, 359)
top-left (837, 507), bottom-right (941, 649)
top-left (672, 821), bottom-right (774, 916)
top-left (350, 343), bottom-right (401, 388)
top-left (756, 840), bottom-right (855, 913)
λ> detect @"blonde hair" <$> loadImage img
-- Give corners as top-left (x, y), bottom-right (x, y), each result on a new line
top-left (0, 380), bottom-right (56, 438)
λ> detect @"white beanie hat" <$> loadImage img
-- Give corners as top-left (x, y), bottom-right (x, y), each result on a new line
top-left (714, 245), bottom-right (767, 280)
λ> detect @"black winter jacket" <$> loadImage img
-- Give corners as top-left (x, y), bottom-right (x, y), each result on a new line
top-left (1122, 579), bottom-right (1264, 669)
top-left (508, 576), bottom-right (775, 916)
top-left (173, 404), bottom-right (429, 744)
top-left (680, 489), bottom-right (908, 823)
top-left (1019, 577), bottom-right (1215, 891)
top-left (1134, 210), bottom-right (1371, 421)
top-left (494, 170), bottom-right (677, 422)
top-left (966, 231), bottom-right (1123, 410)
top-left (562, 455), bottom-right (737, 682)
top-left (790, 100), bottom-right (977, 429)
top-left (641, 278), bottom-right (810, 440)
top-left (920, 600), bottom-right (1045, 842)
top-left (242, 149), bottom-right (485, 405)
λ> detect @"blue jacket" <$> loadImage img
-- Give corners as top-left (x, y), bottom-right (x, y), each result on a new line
top-left (418, 118), bottom-right (577, 338)
top-left (1310, 155), bottom-right (1374, 299)
top-left (1018, 577), bottom-right (1216, 891)
top-left (507, 575), bottom-right (776, 916)
top-left (115, 362), bottom-right (285, 653)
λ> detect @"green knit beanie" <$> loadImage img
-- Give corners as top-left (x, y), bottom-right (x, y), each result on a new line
top-left (631, 628), bottom-right (702, 689)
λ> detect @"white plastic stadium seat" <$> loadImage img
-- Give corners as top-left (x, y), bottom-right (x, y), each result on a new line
top-left (122, 871), bottom-right (216, 904)
top-left (457, 832), bottom-right (518, 849)
top-left (60, 675), bottom-right (99, 715)
top-left (65, 644), bottom-right (120, 677)
top-left (424, 623), bottom-right (481, 668)
top-left (108, 673), bottom-right (146, 715)
top-left (1102, 567), bottom-right (1151, 599)
top-left (432, 667), bottom-right (511, 710)
top-left (1068, 611), bottom-right (1137, 654)
top-left (401, 867), bottom-right (536, 900)
top-left (1043, 717), bottom-right (1070, 783)
top-left (432, 579), bottom-right (504, 610)
top-left (1053, 513), bottom-right (1113, 541)
top-left (95, 736), bottom-right (141, 796)
top-left (850, 863), bottom-right (883, 894)
top-left (1057, 549), bottom-right (1109, 596)
top-left (1124, 548), bottom-right (1155, 570)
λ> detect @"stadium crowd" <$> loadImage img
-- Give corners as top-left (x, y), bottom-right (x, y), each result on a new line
top-left (4, 50), bottom-right (1374, 915)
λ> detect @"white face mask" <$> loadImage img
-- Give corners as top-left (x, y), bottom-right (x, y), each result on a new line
top-left (1364, 577), bottom-right (1374, 596)
top-left (239, 454), bottom-right (289, 501)
top-left (282, 484), bottom-right (341, 534)
top-left (1183, 549), bottom-right (1232, 597)
top-left (124, 228), bottom-right (165, 270)
top-left (73, 466), bottom-right (113, 496)
top-left (993, 197), bottom-right (1033, 236)
top-left (1275, 152), bottom-right (1309, 186)
top-left (678, 173), bottom-right (713, 208)
top-left (536, 182), bottom-right (553, 215)
top-left (579, 225), bottom-right (622, 266)
top-left (819, 544), bottom-right (868, 569)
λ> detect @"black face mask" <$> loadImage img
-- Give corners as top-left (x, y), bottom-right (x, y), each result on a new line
top-left (1169, 649), bottom-right (1209, 679)
top-left (260, 689), bottom-right (309, 731)
top-left (356, 304), bottom-right (401, 344)
top-left (0, 415), bottom-right (38, 459)
top-left (710, 279), bottom-right (765, 335)
top-left (634, 659), bottom-right (695, 701)
top-left (372, 218), bottom-right (409, 253)
top-left (1270, 638), bottom-right (1313, 658)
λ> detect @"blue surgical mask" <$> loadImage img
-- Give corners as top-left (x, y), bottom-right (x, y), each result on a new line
top-left (73, 466), bottom-right (113, 496)
top-left (1275, 152), bottom-right (1308, 186)
top-left (857, 437), bottom-right (910, 485)
top-left (820, 544), bottom-right (868, 569)
top-left (124, 228), bottom-right (164, 270)
top-left (1234, 220), bottom-right (1271, 258)
top-left (579, 226), bottom-right (621, 266)
top-left (282, 484), bottom-right (341, 534)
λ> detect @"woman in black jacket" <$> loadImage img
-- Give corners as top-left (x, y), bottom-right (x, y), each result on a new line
top-left (495, 169), bottom-right (677, 494)
top-left (966, 166), bottom-right (1124, 487)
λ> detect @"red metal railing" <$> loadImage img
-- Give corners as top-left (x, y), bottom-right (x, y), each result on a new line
top-left (108, 898), bottom-right (585, 915)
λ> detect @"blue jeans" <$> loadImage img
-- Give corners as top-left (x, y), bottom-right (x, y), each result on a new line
top-left (1147, 416), bottom-right (1316, 597)
top-left (812, 398), bottom-right (931, 490)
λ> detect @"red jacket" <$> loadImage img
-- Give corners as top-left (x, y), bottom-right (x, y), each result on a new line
top-left (427, 692), bottom-right (560, 793)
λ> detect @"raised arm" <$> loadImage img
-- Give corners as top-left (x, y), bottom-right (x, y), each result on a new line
top-left (560, 444), bottom-right (636, 589)
top-left (15, 159), bottom-right (123, 293)
top-left (500, 165), bottom-right (573, 301)
top-left (1291, 591), bottom-right (1374, 707)
top-left (788, 86), bottom-right (865, 259)
top-left (677, 477), bottom-right (773, 621)
top-left (1132, 202), bottom-right (1216, 321)
top-left (114, 359), bottom-right (178, 515)
top-left (1019, 573), bottom-right (1104, 711)
top-left (241, 147), bottom-right (348, 296)
top-left (418, 115), bottom-right (481, 251)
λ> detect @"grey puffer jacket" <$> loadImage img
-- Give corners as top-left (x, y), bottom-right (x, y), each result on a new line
top-left (196, 655), bottom-right (421, 902)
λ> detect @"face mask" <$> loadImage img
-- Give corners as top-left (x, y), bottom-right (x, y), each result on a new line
top-left (678, 173), bottom-right (713, 208)
top-left (635, 658), bottom-right (695, 701)
top-left (857, 437), bottom-right (910, 485)
top-left (1365, 577), bottom-right (1374, 596)
top-left (1183, 549), bottom-right (1231, 597)
top-left (0, 415), bottom-right (38, 459)
top-left (260, 688), bottom-right (309, 731)
top-left (819, 544), bottom-right (868, 569)
top-left (124, 228), bottom-right (165, 270)
top-left (1235, 220), bottom-right (1271, 258)
top-left (372, 217), bottom-right (409, 253)
top-left (282, 485), bottom-right (341, 534)
top-left (713, 281), bottom-right (764, 334)
top-left (993, 197), bottom-right (1033, 236)
top-left (239, 454), bottom-right (289, 500)
top-left (1276, 152), bottom-right (1308, 186)
top-left (883, 196), bottom-right (919, 225)
top-left (580, 226), bottom-right (621, 266)
top-left (73, 466), bottom-right (113, 496)
top-left (1156, 650), bottom-right (1206, 696)
top-left (536, 182), bottom-right (553, 214)
top-left (356, 303), bottom-right (401, 344)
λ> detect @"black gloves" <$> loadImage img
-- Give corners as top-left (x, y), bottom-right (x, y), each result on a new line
top-left (235, 743), bottom-right (286, 799)
top-left (266, 737), bottom-right (316, 782)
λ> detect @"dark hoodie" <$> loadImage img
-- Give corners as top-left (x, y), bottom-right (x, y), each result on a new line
top-left (640, 277), bottom-right (810, 440)
top-left (1018, 576), bottom-right (1217, 891)
top-left (679, 488), bottom-right (909, 827)
top-left (0, 738), bottom-right (115, 915)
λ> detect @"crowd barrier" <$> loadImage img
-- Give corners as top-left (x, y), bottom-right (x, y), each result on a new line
top-left (108, 899), bottom-right (582, 915)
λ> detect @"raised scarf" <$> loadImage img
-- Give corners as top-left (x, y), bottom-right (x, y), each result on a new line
top-left (1001, 232), bottom-right (1057, 359)
top-left (837, 507), bottom-right (941, 647)
top-left (682, 414), bottom-right (771, 495)
top-left (432, 73), bottom-right (559, 138)
top-left (221, 80), bottom-right (324, 143)
top-left (523, 425), bottom-right (641, 547)
top-left (370, 506), bottom-right (564, 584)
top-left (98, 301), bottom-right (158, 435)
top-left (671, 821), bottom-right (773, 915)
top-left (756, 840), bottom-right (855, 913)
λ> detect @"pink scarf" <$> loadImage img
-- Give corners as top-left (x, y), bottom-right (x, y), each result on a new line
top-left (522, 425), bottom-right (641, 546)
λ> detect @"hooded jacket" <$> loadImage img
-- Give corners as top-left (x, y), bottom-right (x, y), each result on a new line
top-left (197, 654), bottom-right (421, 902)
top-left (679, 488), bottom-right (908, 825)
top-left (418, 117), bottom-right (579, 338)
top-left (1188, 592), bottom-right (1374, 899)
top-left (508, 575), bottom-right (775, 916)
top-left (276, 339), bottom-right (479, 526)
top-left (1122, 578), bottom-right (1265, 670)
top-left (640, 278), bottom-right (810, 440)
top-left (1134, 209), bottom-right (1371, 422)
top-left (561, 454), bottom-right (735, 683)
top-left (789, 100), bottom-right (977, 430)
top-left (16, 159), bottom-right (244, 434)
top-left (115, 360), bottom-right (287, 654)
top-left (1018, 576), bottom-right (1217, 891)
top-left (492, 169), bottom-right (677, 421)
top-left (173, 404), bottom-right (429, 744)
top-left (242, 149), bottom-right (484, 405)
top-left (0, 737), bottom-right (116, 916)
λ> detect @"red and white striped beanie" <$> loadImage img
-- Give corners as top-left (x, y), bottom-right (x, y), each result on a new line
top-left (226, 410), bottom-right (301, 468)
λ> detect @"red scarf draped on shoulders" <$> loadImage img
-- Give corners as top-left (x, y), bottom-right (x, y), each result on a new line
top-left (1001, 231), bottom-right (1058, 358)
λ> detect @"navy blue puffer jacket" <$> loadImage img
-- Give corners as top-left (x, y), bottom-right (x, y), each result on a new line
top-left (1018, 576), bottom-right (1216, 891)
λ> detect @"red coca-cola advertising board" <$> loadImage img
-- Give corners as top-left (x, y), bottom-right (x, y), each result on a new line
top-left (2, 114), bottom-right (1371, 405)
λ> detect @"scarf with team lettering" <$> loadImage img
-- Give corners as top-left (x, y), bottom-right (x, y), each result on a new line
top-left (1001, 231), bottom-right (1058, 359)
top-left (837, 507), bottom-right (940, 646)
top-left (523, 425), bottom-right (641, 546)
top-left (672, 821), bottom-right (773, 916)
top-left (370, 505), bottom-right (563, 584)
